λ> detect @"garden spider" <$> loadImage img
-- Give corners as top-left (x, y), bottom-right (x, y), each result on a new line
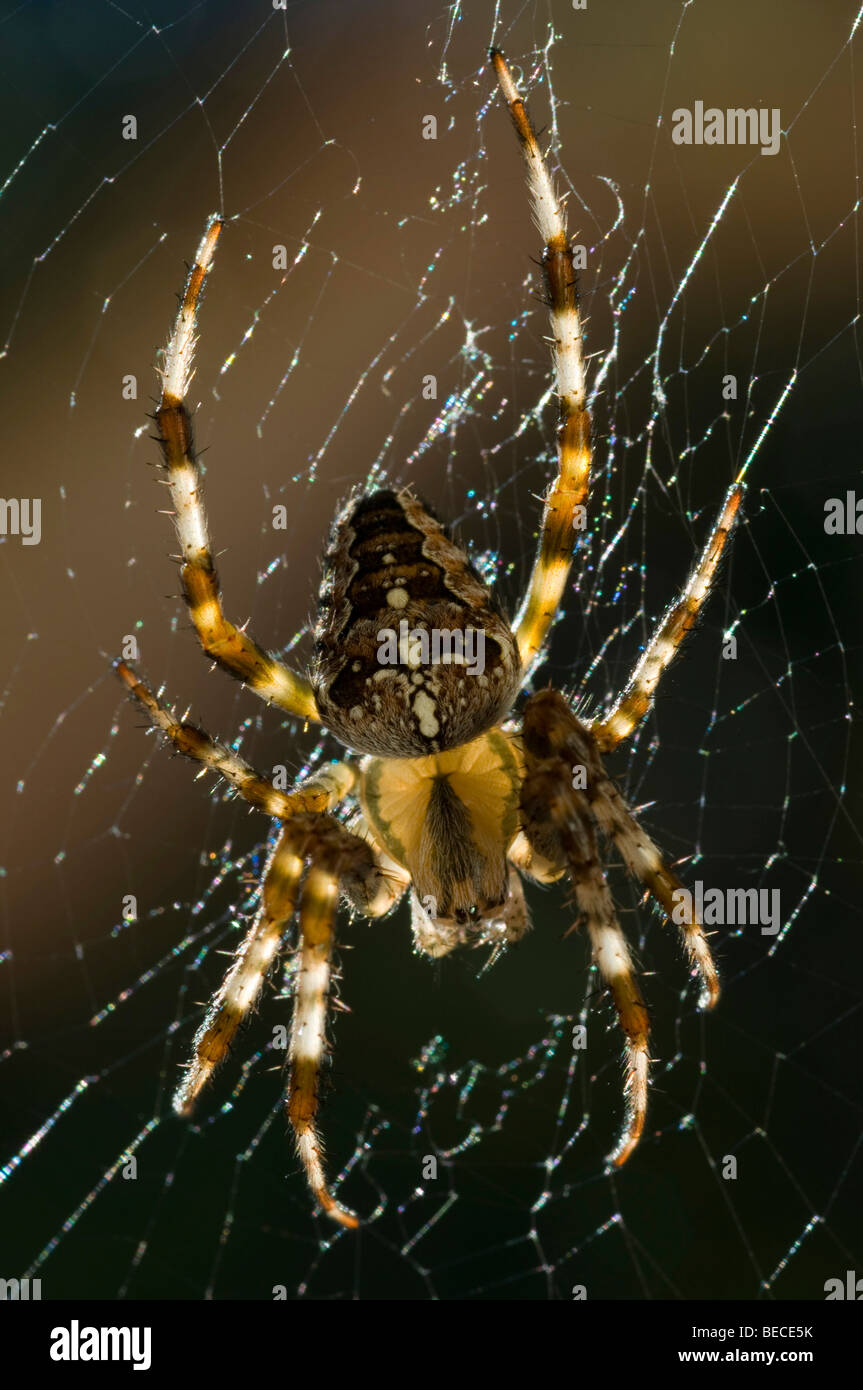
top-left (116, 51), bottom-right (744, 1227)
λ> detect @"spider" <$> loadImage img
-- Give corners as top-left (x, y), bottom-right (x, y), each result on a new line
top-left (115, 51), bottom-right (744, 1227)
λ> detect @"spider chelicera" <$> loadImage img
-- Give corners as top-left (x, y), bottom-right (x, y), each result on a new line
top-left (116, 51), bottom-right (743, 1226)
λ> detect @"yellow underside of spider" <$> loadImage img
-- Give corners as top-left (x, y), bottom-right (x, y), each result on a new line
top-left (360, 729), bottom-right (520, 874)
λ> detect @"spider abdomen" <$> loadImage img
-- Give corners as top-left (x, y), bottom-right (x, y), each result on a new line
top-left (313, 488), bottom-right (521, 758)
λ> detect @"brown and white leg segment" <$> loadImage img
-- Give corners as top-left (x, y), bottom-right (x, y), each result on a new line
top-left (288, 863), bottom-right (358, 1229)
top-left (115, 659), bottom-right (352, 818)
top-left (174, 824), bottom-right (304, 1114)
top-left (281, 815), bottom-right (388, 1224)
top-left (491, 51), bottom-right (591, 674)
top-left (593, 484), bottom-right (743, 752)
top-left (519, 755), bottom-right (650, 1168)
top-left (576, 863), bottom-right (651, 1168)
top-left (176, 804), bottom-right (385, 1225)
top-left (589, 778), bottom-right (719, 1010)
top-left (156, 215), bottom-right (319, 721)
top-left (523, 689), bottom-right (719, 1010)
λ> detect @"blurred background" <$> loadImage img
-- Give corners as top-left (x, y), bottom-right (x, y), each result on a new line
top-left (0, 0), bottom-right (861, 1299)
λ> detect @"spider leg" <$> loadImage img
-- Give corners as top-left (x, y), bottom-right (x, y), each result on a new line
top-left (181, 827), bottom-right (359, 1227)
top-left (154, 216), bottom-right (319, 722)
top-left (491, 50), bottom-right (591, 676)
top-left (115, 659), bottom-right (352, 818)
top-left (572, 846), bottom-right (650, 1167)
top-left (285, 815), bottom-right (394, 1229)
top-left (175, 811), bottom-right (408, 1123)
top-left (519, 754), bottom-right (650, 1167)
top-left (178, 804), bottom-right (391, 1228)
top-left (174, 823), bottom-right (305, 1114)
top-left (592, 483), bottom-right (743, 753)
top-left (588, 776), bottom-right (719, 1009)
top-left (525, 688), bottom-right (719, 1008)
top-left (288, 859), bottom-right (354, 1226)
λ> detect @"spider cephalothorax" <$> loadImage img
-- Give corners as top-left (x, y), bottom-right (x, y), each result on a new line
top-left (115, 50), bottom-right (744, 1228)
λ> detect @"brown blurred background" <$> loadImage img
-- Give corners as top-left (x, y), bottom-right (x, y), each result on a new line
top-left (0, 0), bottom-right (861, 1299)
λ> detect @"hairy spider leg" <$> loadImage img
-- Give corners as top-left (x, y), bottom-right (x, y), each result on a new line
top-left (525, 688), bottom-right (720, 1010)
top-left (592, 483), bottom-right (743, 752)
top-left (154, 215), bottom-right (319, 721)
top-left (519, 744), bottom-right (650, 1167)
top-left (174, 825), bottom-right (305, 1115)
top-left (588, 777), bottom-right (720, 1010)
top-left (287, 816), bottom-right (409, 1225)
top-left (491, 50), bottom-right (591, 676)
top-left (114, 660), bottom-right (350, 818)
top-left (288, 859), bottom-right (356, 1227)
top-left (177, 805), bottom-right (399, 1227)
top-left (520, 688), bottom-right (721, 1163)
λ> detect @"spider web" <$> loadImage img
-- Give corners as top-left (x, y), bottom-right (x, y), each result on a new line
top-left (1, 0), bottom-right (862, 1302)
